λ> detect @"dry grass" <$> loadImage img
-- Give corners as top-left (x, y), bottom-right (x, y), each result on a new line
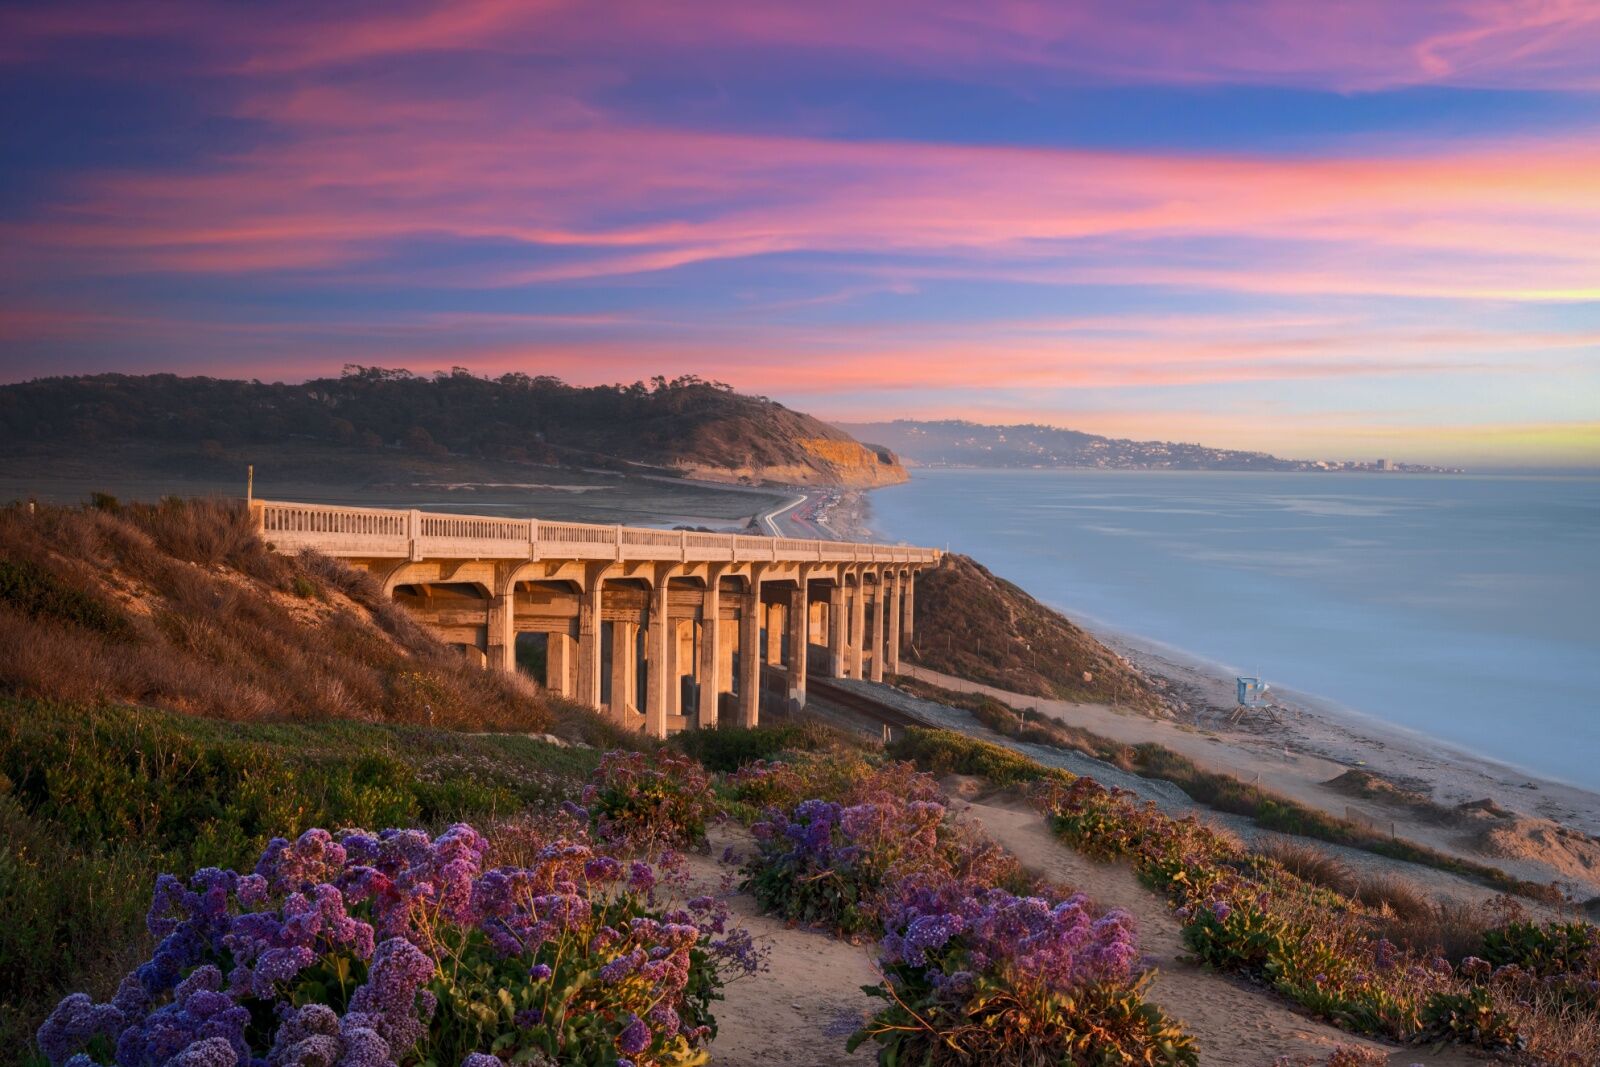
top-left (1353, 872), bottom-right (1435, 925)
top-left (1257, 835), bottom-right (1358, 896)
top-left (0, 497), bottom-right (621, 738)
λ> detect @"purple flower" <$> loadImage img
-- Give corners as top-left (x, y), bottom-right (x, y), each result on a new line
top-left (529, 963), bottom-right (553, 981)
top-left (461, 1055), bottom-right (502, 1067)
top-left (617, 1014), bottom-right (651, 1056)
top-left (36, 993), bottom-right (123, 1066)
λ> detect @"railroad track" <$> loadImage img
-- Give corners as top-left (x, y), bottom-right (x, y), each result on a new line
top-left (805, 676), bottom-right (934, 731)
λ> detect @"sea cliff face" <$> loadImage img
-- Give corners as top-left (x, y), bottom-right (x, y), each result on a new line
top-left (677, 437), bottom-right (907, 487)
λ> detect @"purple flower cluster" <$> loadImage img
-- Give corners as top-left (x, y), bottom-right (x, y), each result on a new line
top-left (39, 819), bottom-right (755, 1067)
top-left (880, 876), bottom-right (1142, 995)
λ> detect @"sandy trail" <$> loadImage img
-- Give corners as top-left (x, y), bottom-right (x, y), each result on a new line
top-left (954, 794), bottom-right (1482, 1067)
top-left (686, 833), bottom-right (879, 1067)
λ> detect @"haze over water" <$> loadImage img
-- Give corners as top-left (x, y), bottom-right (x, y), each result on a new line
top-left (871, 470), bottom-right (1600, 789)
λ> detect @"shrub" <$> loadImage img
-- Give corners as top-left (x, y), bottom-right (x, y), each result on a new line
top-left (1028, 775), bottom-right (1600, 1055)
top-left (743, 796), bottom-right (948, 934)
top-left (0, 557), bottom-right (133, 638)
top-left (1256, 837), bottom-right (1356, 897)
top-left (580, 749), bottom-right (717, 853)
top-left (34, 822), bottom-right (761, 1067)
top-left (1421, 985), bottom-right (1521, 1049)
top-left (888, 726), bottom-right (1069, 787)
top-left (850, 876), bottom-right (1196, 1066)
top-left (669, 720), bottom-right (850, 773)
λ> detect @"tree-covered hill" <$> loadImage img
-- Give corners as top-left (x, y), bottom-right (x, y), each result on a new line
top-left (0, 368), bottom-right (907, 488)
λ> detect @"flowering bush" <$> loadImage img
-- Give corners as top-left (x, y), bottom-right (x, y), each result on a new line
top-left (1033, 776), bottom-right (1600, 1061)
top-left (851, 875), bottom-right (1197, 1065)
top-left (580, 749), bottom-right (717, 853)
top-left (37, 821), bottom-right (761, 1067)
top-left (743, 796), bottom-right (949, 934)
top-left (739, 761), bottom-right (1012, 936)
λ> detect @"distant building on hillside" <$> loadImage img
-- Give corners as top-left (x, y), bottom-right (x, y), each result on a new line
top-left (1376, 458), bottom-right (1392, 470)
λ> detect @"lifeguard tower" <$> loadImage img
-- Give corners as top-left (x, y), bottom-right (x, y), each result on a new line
top-left (1231, 676), bottom-right (1279, 723)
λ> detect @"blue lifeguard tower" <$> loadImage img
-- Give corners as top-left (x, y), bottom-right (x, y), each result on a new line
top-left (1232, 676), bottom-right (1278, 723)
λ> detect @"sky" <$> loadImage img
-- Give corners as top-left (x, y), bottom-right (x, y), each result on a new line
top-left (2, 1), bottom-right (1598, 467)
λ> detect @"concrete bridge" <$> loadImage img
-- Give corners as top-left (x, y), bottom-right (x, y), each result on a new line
top-left (252, 499), bottom-right (941, 736)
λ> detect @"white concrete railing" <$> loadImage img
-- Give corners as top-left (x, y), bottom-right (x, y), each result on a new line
top-left (253, 499), bottom-right (941, 565)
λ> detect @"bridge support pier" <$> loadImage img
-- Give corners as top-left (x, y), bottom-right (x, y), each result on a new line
top-left (738, 569), bottom-right (765, 727)
top-left (885, 570), bottom-right (902, 676)
top-left (902, 571), bottom-right (915, 651)
top-left (827, 584), bottom-right (846, 678)
top-left (786, 580), bottom-right (809, 712)
top-left (698, 570), bottom-right (726, 727)
top-left (577, 577), bottom-right (604, 707)
top-left (849, 568), bottom-right (867, 680)
top-left (868, 575), bottom-right (885, 683)
top-left (609, 621), bottom-right (638, 720)
top-left (546, 630), bottom-right (575, 697)
top-left (487, 593), bottom-right (516, 673)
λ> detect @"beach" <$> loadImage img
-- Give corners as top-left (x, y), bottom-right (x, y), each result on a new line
top-left (862, 469), bottom-right (1600, 897)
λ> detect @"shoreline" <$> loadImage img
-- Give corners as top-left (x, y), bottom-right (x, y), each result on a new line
top-left (1092, 617), bottom-right (1600, 837)
top-left (853, 479), bottom-right (1600, 890)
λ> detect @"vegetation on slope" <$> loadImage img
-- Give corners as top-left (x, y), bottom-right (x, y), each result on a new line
top-left (0, 496), bottom-right (621, 735)
top-left (0, 367), bottom-right (907, 487)
top-left (905, 553), bottom-right (1165, 709)
top-left (0, 697), bottom-right (607, 1052)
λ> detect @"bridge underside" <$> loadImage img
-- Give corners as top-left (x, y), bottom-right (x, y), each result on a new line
top-left (352, 555), bottom-right (920, 737)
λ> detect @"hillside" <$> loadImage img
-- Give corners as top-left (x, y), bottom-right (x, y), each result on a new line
top-left (0, 496), bottom-right (625, 737)
top-left (0, 369), bottom-right (908, 489)
top-left (904, 553), bottom-right (1166, 711)
top-left (837, 418), bottom-right (1456, 472)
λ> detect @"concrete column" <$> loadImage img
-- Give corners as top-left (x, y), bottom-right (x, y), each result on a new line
top-left (717, 618), bottom-right (735, 693)
top-left (849, 569), bottom-right (866, 680)
top-left (576, 579), bottom-right (604, 707)
top-left (903, 570), bottom-right (916, 650)
top-left (609, 621), bottom-right (638, 720)
top-left (868, 571), bottom-right (885, 683)
top-left (698, 574), bottom-right (725, 727)
top-left (738, 573), bottom-right (764, 727)
top-left (885, 570), bottom-right (902, 675)
top-left (827, 583), bottom-right (846, 679)
top-left (765, 600), bottom-right (785, 665)
top-left (546, 630), bottom-right (575, 697)
top-left (786, 580), bottom-right (809, 712)
top-left (486, 593), bottom-right (515, 672)
top-left (645, 578), bottom-right (672, 737)
top-left (665, 618), bottom-right (683, 717)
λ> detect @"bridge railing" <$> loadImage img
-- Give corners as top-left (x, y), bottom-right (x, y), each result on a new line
top-left (252, 499), bottom-right (941, 565)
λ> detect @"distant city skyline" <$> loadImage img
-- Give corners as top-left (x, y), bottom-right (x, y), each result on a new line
top-left (2, 2), bottom-right (1598, 468)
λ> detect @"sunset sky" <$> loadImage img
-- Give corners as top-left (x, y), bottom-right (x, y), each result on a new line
top-left (3, 1), bottom-right (1598, 466)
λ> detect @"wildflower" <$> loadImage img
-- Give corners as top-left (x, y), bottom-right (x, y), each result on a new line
top-left (617, 1014), bottom-right (651, 1056)
top-left (36, 993), bottom-right (123, 1066)
top-left (529, 963), bottom-right (552, 981)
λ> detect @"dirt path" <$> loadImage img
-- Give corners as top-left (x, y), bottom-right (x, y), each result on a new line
top-left (686, 832), bottom-right (879, 1067)
top-left (954, 795), bottom-right (1483, 1067)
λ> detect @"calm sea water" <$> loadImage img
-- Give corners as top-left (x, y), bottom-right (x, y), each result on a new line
top-left (870, 470), bottom-right (1600, 788)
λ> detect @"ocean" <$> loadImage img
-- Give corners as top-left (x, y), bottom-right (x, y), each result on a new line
top-left (868, 469), bottom-right (1600, 789)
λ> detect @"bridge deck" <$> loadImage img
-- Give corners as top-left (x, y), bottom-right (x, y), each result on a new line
top-left (252, 498), bottom-right (939, 564)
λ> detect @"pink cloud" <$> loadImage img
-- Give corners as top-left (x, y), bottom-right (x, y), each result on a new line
top-left (7, 1), bottom-right (1599, 90)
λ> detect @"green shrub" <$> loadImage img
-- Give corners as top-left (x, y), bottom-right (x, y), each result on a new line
top-left (0, 558), bottom-right (133, 637)
top-left (670, 720), bottom-right (847, 773)
top-left (581, 748), bottom-right (717, 852)
top-left (1422, 986), bottom-right (1522, 1049)
top-left (888, 726), bottom-right (1070, 787)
